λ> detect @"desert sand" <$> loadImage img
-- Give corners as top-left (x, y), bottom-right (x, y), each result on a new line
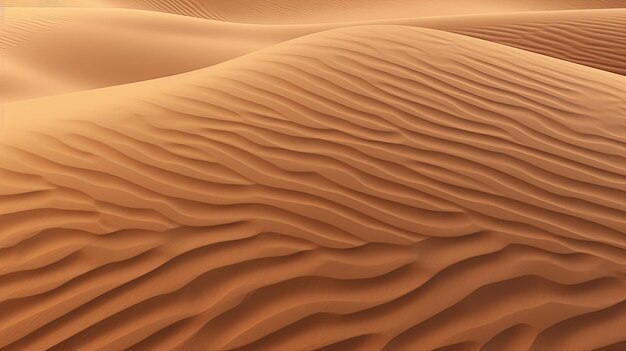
top-left (1, 1), bottom-right (625, 351)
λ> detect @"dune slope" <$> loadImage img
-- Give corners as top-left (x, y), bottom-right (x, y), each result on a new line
top-left (0, 7), bottom-right (286, 103)
top-left (7, 0), bottom-right (626, 23)
top-left (1, 26), bottom-right (625, 350)
top-left (4, 7), bottom-right (626, 103)
top-left (106, 0), bottom-right (626, 23)
top-left (451, 10), bottom-right (626, 75)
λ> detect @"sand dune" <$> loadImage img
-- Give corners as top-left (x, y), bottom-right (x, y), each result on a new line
top-left (4, 7), bottom-right (626, 103)
top-left (2, 26), bottom-right (625, 350)
top-left (0, 7), bottom-right (283, 103)
top-left (451, 11), bottom-right (626, 75)
top-left (7, 0), bottom-right (626, 23)
top-left (104, 0), bottom-right (626, 23)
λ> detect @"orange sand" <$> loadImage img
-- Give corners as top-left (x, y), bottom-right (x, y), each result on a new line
top-left (1, 1), bottom-right (625, 350)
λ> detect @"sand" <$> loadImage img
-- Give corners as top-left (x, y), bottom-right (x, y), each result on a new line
top-left (1, 1), bottom-right (626, 351)
top-left (8, 0), bottom-right (626, 22)
top-left (4, 7), bottom-right (626, 102)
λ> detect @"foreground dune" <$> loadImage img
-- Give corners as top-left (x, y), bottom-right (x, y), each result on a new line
top-left (4, 7), bottom-right (626, 103)
top-left (2, 26), bottom-right (625, 350)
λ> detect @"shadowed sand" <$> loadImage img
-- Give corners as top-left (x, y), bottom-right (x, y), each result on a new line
top-left (1, 26), bottom-right (625, 350)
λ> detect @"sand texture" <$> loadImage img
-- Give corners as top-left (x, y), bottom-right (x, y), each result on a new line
top-left (1, 1), bottom-right (626, 351)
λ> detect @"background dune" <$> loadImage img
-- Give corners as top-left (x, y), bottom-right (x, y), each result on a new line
top-left (450, 10), bottom-right (626, 76)
top-left (1, 7), bottom-right (281, 102)
top-left (3, 7), bottom-right (626, 102)
top-left (6, 0), bottom-right (626, 22)
top-left (2, 26), bottom-right (625, 350)
top-left (100, 0), bottom-right (626, 23)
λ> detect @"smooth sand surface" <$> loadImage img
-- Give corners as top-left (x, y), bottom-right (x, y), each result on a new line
top-left (1, 1), bottom-right (626, 351)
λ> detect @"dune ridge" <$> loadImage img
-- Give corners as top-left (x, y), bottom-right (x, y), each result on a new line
top-left (451, 11), bottom-right (626, 75)
top-left (3, 7), bottom-right (626, 103)
top-left (1, 26), bottom-right (625, 350)
top-left (6, 0), bottom-right (626, 23)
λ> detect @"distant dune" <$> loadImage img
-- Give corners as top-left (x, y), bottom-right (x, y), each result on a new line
top-left (451, 10), bottom-right (626, 75)
top-left (2, 26), bottom-right (625, 350)
top-left (9, 0), bottom-right (626, 22)
top-left (1, 7), bottom-right (280, 102)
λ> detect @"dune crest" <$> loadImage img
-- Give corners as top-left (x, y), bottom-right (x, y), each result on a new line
top-left (104, 0), bottom-right (626, 23)
top-left (3, 7), bottom-right (626, 103)
top-left (451, 10), bottom-right (626, 75)
top-left (7, 0), bottom-right (626, 23)
top-left (2, 26), bottom-right (625, 350)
